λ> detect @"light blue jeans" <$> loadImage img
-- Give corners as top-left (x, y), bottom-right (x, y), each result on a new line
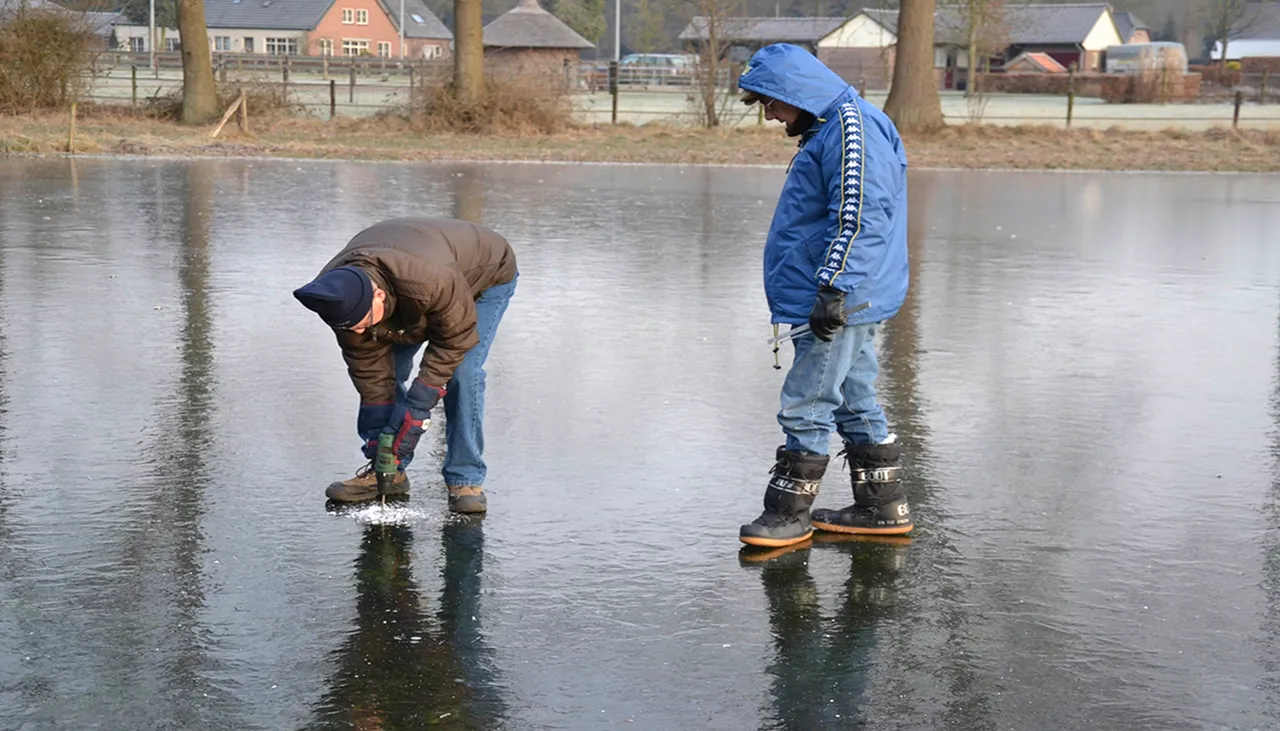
top-left (392, 275), bottom-right (517, 488)
top-left (779, 322), bottom-right (889, 456)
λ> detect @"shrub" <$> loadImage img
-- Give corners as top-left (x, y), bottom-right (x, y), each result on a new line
top-left (402, 74), bottom-right (574, 135)
top-left (0, 6), bottom-right (99, 114)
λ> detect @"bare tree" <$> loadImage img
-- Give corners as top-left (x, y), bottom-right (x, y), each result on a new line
top-left (681, 6), bottom-right (745, 127)
top-left (961, 0), bottom-right (1005, 99)
top-left (884, 0), bottom-right (944, 132)
top-left (455, 0), bottom-right (484, 102)
top-left (1202, 0), bottom-right (1264, 74)
top-left (176, 0), bottom-right (217, 123)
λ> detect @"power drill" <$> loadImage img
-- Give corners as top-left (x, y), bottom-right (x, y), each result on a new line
top-left (374, 431), bottom-right (398, 502)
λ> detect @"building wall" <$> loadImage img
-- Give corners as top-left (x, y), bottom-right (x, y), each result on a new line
top-left (1082, 11), bottom-right (1123, 52)
top-left (816, 14), bottom-right (895, 49)
top-left (312, 0), bottom-right (403, 57)
top-left (818, 47), bottom-right (894, 90)
top-left (111, 24), bottom-right (305, 54)
top-left (1129, 29), bottom-right (1151, 44)
top-left (484, 48), bottom-right (578, 86)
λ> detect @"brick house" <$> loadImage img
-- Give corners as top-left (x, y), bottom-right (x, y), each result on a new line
top-left (111, 0), bottom-right (451, 58)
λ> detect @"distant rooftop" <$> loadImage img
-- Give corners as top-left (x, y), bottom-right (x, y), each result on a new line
top-left (483, 0), bottom-right (594, 50)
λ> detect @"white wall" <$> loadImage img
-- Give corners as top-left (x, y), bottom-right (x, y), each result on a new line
top-left (111, 23), bottom-right (305, 53)
top-left (817, 14), bottom-right (896, 49)
top-left (1213, 38), bottom-right (1280, 60)
top-left (1082, 11), bottom-right (1123, 51)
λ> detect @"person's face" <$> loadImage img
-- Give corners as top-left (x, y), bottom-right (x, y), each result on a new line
top-left (348, 286), bottom-right (387, 334)
top-left (762, 97), bottom-right (801, 126)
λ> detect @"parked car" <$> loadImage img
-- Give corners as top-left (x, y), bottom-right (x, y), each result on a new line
top-left (617, 53), bottom-right (695, 85)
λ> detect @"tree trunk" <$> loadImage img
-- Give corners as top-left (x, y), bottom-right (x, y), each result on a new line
top-left (177, 0), bottom-right (218, 124)
top-left (965, 0), bottom-right (979, 98)
top-left (884, 0), bottom-right (944, 133)
top-left (454, 0), bottom-right (484, 102)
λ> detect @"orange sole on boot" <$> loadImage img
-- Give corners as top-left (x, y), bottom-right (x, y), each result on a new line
top-left (739, 530), bottom-right (814, 548)
top-left (812, 533), bottom-right (912, 547)
top-left (811, 521), bottom-right (913, 536)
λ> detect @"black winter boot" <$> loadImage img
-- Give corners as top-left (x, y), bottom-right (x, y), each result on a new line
top-left (739, 447), bottom-right (829, 548)
top-left (811, 441), bottom-right (913, 535)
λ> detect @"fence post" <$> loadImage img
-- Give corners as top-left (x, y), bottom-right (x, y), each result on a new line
top-left (131, 64), bottom-right (138, 106)
top-left (409, 64), bottom-right (415, 97)
top-left (1233, 90), bottom-right (1243, 129)
top-left (563, 58), bottom-right (570, 92)
top-left (349, 62), bottom-right (356, 103)
top-left (282, 56), bottom-right (290, 95)
top-left (67, 102), bottom-right (77, 154)
top-left (330, 78), bottom-right (336, 119)
top-left (323, 54), bottom-right (329, 81)
top-left (1261, 69), bottom-right (1269, 104)
top-left (1066, 64), bottom-right (1076, 128)
top-left (609, 60), bottom-right (619, 125)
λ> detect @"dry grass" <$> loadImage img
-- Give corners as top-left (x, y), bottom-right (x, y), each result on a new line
top-left (2, 110), bottom-right (1278, 172)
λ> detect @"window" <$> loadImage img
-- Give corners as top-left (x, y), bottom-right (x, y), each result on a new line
top-left (129, 36), bottom-right (144, 52)
top-left (421, 44), bottom-right (443, 59)
top-left (165, 38), bottom-right (180, 51)
top-left (377, 41), bottom-right (390, 57)
top-left (213, 36), bottom-right (231, 51)
top-left (319, 38), bottom-right (333, 56)
top-left (356, 9), bottom-right (368, 24)
top-left (342, 8), bottom-right (354, 23)
top-left (342, 39), bottom-right (369, 56)
top-left (243, 36), bottom-right (255, 52)
top-left (265, 37), bottom-right (297, 55)
top-left (410, 12), bottom-right (424, 23)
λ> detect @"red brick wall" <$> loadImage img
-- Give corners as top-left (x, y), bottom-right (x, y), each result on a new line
top-left (484, 48), bottom-right (578, 88)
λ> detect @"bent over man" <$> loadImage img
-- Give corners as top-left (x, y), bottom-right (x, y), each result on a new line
top-left (736, 44), bottom-right (913, 548)
top-left (293, 217), bottom-right (517, 514)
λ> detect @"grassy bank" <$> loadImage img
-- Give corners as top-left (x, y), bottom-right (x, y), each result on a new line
top-left (3, 110), bottom-right (1279, 171)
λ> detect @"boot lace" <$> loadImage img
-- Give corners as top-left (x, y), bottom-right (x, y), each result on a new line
top-left (354, 460), bottom-right (374, 479)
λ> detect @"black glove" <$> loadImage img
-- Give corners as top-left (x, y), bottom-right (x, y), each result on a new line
top-left (382, 379), bottom-right (445, 468)
top-left (357, 403), bottom-right (394, 459)
top-left (808, 286), bottom-right (847, 342)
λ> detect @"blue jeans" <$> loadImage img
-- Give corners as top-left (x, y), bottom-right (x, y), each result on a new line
top-left (391, 275), bottom-right (516, 487)
top-left (778, 322), bottom-right (889, 456)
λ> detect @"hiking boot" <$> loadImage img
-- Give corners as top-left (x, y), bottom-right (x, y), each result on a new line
top-left (324, 461), bottom-right (410, 503)
top-left (811, 440), bottom-right (912, 535)
top-left (447, 486), bottom-right (487, 514)
top-left (739, 447), bottom-right (829, 548)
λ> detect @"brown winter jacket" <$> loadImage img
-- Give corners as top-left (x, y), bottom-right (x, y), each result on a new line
top-left (316, 217), bottom-right (517, 404)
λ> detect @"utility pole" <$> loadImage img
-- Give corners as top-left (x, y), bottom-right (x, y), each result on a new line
top-left (614, 0), bottom-right (620, 61)
top-left (149, 0), bottom-right (156, 77)
top-left (399, 0), bottom-right (405, 57)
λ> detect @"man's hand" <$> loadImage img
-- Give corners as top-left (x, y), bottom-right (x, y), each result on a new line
top-left (808, 286), bottom-right (847, 342)
top-left (383, 379), bottom-right (446, 467)
top-left (358, 403), bottom-right (393, 459)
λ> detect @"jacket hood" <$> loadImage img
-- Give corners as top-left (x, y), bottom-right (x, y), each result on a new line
top-left (738, 43), bottom-right (856, 118)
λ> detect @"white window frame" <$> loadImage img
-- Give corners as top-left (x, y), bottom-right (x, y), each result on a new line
top-left (356, 9), bottom-right (369, 25)
top-left (377, 41), bottom-right (391, 57)
top-left (342, 38), bottom-right (370, 56)
top-left (213, 35), bottom-right (231, 51)
top-left (342, 8), bottom-right (354, 24)
top-left (422, 44), bottom-right (443, 59)
top-left (265, 37), bottom-right (297, 55)
top-left (319, 38), bottom-right (333, 56)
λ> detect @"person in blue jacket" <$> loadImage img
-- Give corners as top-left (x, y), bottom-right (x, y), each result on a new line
top-left (737, 44), bottom-right (913, 548)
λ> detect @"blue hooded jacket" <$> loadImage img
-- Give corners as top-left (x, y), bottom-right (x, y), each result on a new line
top-left (739, 44), bottom-right (909, 326)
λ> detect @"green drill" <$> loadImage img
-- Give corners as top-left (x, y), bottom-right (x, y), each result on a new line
top-left (374, 431), bottom-right (397, 505)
